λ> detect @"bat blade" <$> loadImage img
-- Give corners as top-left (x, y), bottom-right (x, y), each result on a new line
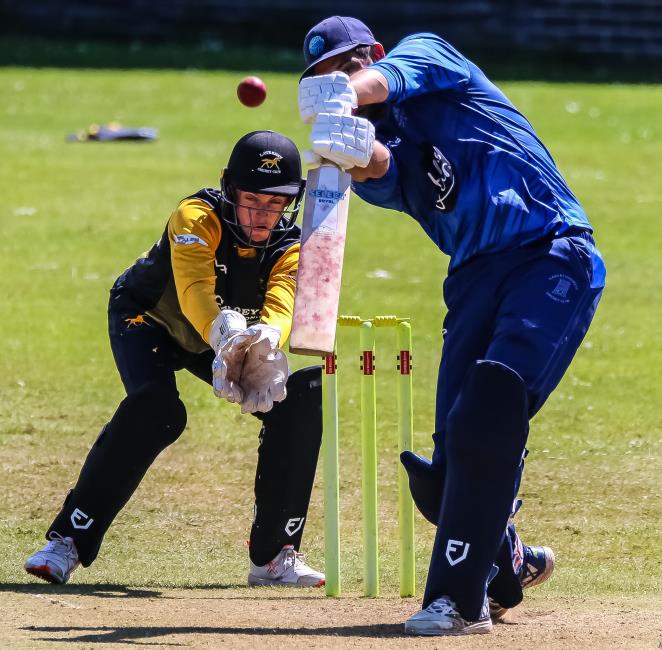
top-left (289, 164), bottom-right (351, 356)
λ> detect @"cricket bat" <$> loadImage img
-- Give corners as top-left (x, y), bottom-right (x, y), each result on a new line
top-left (289, 163), bottom-right (351, 356)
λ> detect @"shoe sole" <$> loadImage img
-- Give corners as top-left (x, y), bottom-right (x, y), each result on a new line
top-left (25, 564), bottom-right (65, 585)
top-left (247, 576), bottom-right (325, 588)
top-left (405, 619), bottom-right (492, 636)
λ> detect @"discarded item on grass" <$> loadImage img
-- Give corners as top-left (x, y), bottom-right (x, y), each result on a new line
top-left (67, 121), bottom-right (158, 142)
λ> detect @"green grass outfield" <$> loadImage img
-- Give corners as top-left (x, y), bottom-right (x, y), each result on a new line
top-left (0, 64), bottom-right (660, 602)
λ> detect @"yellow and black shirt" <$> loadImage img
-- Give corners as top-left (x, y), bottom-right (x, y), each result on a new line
top-left (111, 188), bottom-right (300, 354)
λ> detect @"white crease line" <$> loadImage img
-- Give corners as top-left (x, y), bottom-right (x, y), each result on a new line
top-left (29, 593), bottom-right (82, 609)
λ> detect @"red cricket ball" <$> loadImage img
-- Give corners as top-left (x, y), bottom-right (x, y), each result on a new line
top-left (237, 76), bottom-right (267, 107)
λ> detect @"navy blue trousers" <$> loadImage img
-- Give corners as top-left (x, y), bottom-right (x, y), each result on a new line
top-left (425, 230), bottom-right (605, 617)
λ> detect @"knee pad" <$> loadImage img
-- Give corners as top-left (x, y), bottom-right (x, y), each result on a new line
top-left (260, 366), bottom-right (322, 442)
top-left (287, 365), bottom-right (322, 394)
top-left (106, 381), bottom-right (187, 451)
top-left (446, 360), bottom-right (529, 462)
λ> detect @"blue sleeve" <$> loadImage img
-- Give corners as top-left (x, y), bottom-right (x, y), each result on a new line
top-left (371, 33), bottom-right (470, 103)
top-left (352, 152), bottom-right (405, 213)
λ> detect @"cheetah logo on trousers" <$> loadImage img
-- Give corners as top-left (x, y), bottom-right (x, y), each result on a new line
top-left (125, 315), bottom-right (148, 327)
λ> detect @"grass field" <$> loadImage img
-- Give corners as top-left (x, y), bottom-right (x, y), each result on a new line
top-left (1, 59), bottom-right (661, 647)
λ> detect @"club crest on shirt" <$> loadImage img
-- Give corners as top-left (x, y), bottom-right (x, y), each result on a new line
top-left (426, 144), bottom-right (457, 212)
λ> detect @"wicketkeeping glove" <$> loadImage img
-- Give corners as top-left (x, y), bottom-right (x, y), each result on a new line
top-left (299, 72), bottom-right (357, 124)
top-left (239, 336), bottom-right (289, 414)
top-left (310, 113), bottom-right (375, 170)
top-left (210, 310), bottom-right (259, 404)
top-left (230, 324), bottom-right (286, 414)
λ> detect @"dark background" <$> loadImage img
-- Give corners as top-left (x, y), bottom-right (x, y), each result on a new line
top-left (2, 1), bottom-right (660, 80)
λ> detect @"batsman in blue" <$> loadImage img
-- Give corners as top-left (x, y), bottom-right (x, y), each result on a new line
top-left (299, 16), bottom-right (605, 635)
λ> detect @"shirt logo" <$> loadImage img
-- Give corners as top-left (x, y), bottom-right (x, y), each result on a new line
top-left (427, 145), bottom-right (457, 212)
top-left (174, 233), bottom-right (208, 247)
top-left (546, 274), bottom-right (578, 303)
top-left (258, 151), bottom-right (282, 174)
top-left (214, 259), bottom-right (228, 274)
top-left (216, 303), bottom-right (261, 323)
top-left (308, 35), bottom-right (325, 57)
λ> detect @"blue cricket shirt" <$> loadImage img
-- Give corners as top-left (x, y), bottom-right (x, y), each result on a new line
top-left (353, 33), bottom-right (592, 270)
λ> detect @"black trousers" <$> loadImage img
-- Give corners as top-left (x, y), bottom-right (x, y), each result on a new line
top-left (48, 307), bottom-right (322, 567)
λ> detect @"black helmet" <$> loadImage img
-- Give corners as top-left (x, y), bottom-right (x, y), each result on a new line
top-left (220, 131), bottom-right (305, 248)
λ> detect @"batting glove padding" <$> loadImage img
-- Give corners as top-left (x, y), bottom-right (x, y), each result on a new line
top-left (310, 113), bottom-right (375, 170)
top-left (299, 72), bottom-right (357, 124)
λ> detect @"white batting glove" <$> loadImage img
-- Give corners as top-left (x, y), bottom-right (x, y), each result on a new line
top-left (310, 113), bottom-right (375, 170)
top-left (302, 149), bottom-right (323, 168)
top-left (299, 72), bottom-right (357, 124)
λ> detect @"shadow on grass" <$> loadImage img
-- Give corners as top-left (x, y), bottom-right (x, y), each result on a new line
top-left (2, 581), bottom-right (329, 600)
top-left (24, 623), bottom-right (407, 643)
top-left (1, 582), bottom-right (162, 598)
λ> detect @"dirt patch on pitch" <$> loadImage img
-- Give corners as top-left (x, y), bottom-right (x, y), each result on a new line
top-left (2, 586), bottom-right (660, 649)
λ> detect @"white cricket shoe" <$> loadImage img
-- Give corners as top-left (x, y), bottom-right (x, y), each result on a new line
top-left (248, 545), bottom-right (325, 587)
top-left (405, 596), bottom-right (492, 636)
top-left (25, 533), bottom-right (80, 584)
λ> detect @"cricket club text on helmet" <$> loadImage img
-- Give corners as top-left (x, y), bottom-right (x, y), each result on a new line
top-left (220, 130), bottom-right (305, 248)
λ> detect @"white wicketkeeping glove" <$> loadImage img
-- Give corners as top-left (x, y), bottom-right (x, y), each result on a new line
top-left (310, 113), bottom-right (375, 170)
top-left (209, 309), bottom-right (248, 354)
top-left (299, 72), bottom-right (357, 124)
top-left (238, 325), bottom-right (288, 414)
top-left (210, 310), bottom-right (259, 404)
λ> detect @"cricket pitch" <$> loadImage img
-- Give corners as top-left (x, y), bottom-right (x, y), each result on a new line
top-left (2, 587), bottom-right (660, 649)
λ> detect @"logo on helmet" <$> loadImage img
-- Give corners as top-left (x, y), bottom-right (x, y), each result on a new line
top-left (258, 151), bottom-right (282, 174)
top-left (309, 35), bottom-right (325, 57)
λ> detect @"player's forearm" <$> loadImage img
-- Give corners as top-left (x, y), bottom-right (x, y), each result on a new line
top-left (349, 140), bottom-right (390, 182)
top-left (260, 245), bottom-right (298, 346)
top-left (350, 69), bottom-right (389, 106)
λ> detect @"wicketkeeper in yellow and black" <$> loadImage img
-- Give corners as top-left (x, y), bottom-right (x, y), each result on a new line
top-left (25, 131), bottom-right (326, 587)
